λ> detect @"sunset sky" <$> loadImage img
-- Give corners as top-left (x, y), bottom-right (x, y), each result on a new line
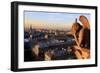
top-left (24, 11), bottom-right (90, 31)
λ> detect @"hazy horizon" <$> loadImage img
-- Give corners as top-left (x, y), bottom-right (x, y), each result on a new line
top-left (24, 11), bottom-right (90, 31)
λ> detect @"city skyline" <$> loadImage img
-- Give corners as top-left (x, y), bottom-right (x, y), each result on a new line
top-left (24, 11), bottom-right (90, 31)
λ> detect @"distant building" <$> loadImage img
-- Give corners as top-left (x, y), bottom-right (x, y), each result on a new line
top-left (29, 25), bottom-right (33, 41)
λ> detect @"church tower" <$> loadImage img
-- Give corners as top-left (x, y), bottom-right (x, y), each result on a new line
top-left (29, 25), bottom-right (33, 41)
top-left (75, 18), bottom-right (77, 23)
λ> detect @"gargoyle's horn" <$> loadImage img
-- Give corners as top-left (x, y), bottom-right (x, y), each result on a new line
top-left (79, 15), bottom-right (90, 29)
